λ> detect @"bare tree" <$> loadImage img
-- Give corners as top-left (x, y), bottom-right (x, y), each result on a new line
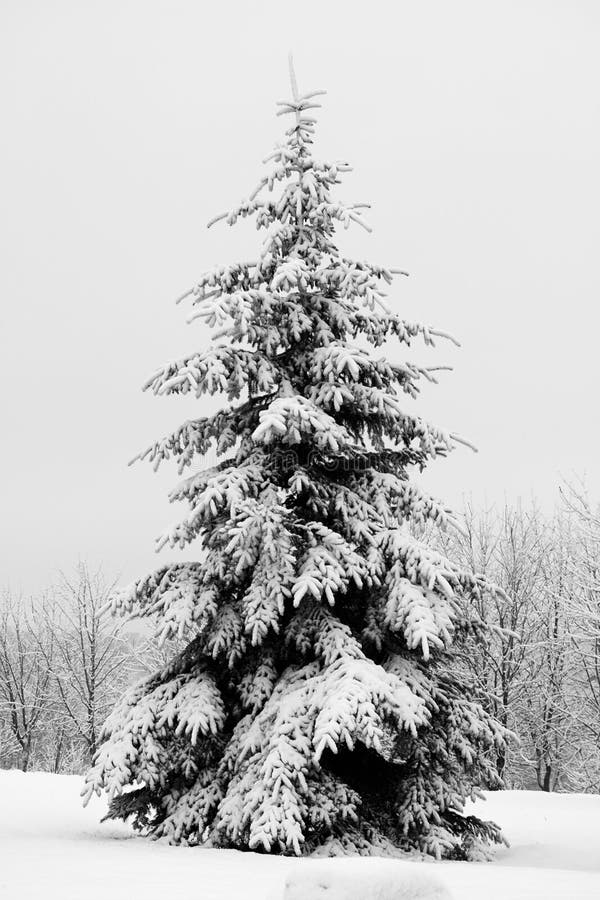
top-left (436, 502), bottom-right (548, 783)
top-left (558, 482), bottom-right (600, 789)
top-left (0, 592), bottom-right (55, 770)
top-left (520, 515), bottom-right (581, 791)
top-left (37, 564), bottom-right (133, 764)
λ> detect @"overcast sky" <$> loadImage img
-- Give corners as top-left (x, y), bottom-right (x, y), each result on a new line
top-left (2, 0), bottom-right (599, 593)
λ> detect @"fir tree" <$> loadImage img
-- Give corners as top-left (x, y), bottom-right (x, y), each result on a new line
top-left (84, 60), bottom-right (509, 860)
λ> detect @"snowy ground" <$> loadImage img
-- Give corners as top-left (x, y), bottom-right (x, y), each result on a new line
top-left (0, 771), bottom-right (599, 900)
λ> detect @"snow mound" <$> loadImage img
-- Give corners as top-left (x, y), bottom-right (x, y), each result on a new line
top-left (284, 859), bottom-right (451, 900)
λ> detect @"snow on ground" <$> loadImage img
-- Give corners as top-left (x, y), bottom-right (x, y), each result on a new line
top-left (0, 771), bottom-right (599, 900)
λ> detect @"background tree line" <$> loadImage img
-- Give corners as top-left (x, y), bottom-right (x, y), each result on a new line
top-left (0, 563), bottom-right (173, 773)
top-left (434, 483), bottom-right (600, 792)
top-left (1, 487), bottom-right (599, 791)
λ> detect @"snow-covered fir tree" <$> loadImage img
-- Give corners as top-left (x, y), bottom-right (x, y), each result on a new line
top-left (84, 60), bottom-right (509, 860)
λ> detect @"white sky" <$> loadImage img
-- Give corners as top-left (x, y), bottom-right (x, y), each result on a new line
top-left (1, 0), bottom-right (599, 593)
